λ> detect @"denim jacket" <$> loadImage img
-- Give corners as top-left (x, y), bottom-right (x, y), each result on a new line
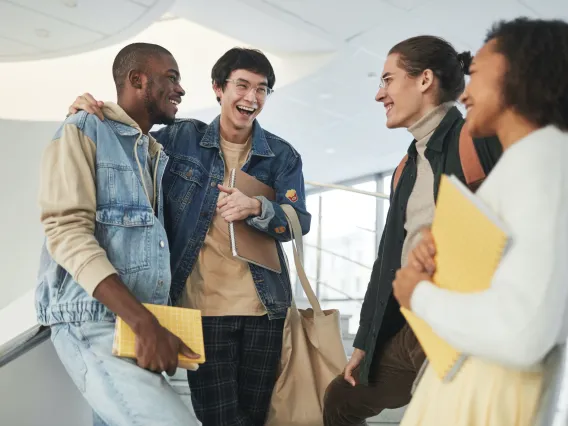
top-left (36, 105), bottom-right (172, 325)
top-left (151, 116), bottom-right (311, 319)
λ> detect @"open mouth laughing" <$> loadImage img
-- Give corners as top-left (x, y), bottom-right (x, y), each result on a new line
top-left (168, 97), bottom-right (181, 113)
top-left (236, 104), bottom-right (256, 117)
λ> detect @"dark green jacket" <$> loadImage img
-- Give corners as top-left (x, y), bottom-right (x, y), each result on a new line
top-left (354, 107), bottom-right (502, 385)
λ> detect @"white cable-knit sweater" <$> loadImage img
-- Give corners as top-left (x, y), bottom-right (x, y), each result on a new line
top-left (411, 125), bottom-right (568, 369)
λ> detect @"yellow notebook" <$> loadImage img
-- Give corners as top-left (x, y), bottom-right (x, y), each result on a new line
top-left (112, 304), bottom-right (206, 370)
top-left (401, 174), bottom-right (510, 382)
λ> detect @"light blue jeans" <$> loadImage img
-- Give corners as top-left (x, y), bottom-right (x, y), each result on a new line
top-left (50, 321), bottom-right (200, 426)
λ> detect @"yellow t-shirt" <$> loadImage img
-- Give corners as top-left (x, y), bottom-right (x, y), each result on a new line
top-left (180, 137), bottom-right (266, 316)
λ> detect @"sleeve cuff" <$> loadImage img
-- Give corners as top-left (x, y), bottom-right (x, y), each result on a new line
top-left (75, 254), bottom-right (117, 296)
top-left (353, 324), bottom-right (371, 349)
top-left (410, 280), bottom-right (437, 318)
top-left (246, 196), bottom-right (275, 230)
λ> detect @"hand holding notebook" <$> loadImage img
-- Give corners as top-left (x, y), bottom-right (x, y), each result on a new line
top-left (227, 168), bottom-right (282, 273)
top-left (217, 184), bottom-right (263, 222)
top-left (408, 228), bottom-right (437, 275)
top-left (393, 263), bottom-right (433, 311)
top-left (113, 304), bottom-right (206, 371)
top-left (399, 174), bottom-right (510, 381)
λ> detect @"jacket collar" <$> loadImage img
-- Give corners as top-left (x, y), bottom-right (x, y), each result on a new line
top-left (102, 102), bottom-right (162, 157)
top-left (407, 106), bottom-right (463, 157)
top-left (199, 115), bottom-right (275, 157)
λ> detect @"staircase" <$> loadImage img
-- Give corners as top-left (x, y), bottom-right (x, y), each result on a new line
top-left (166, 369), bottom-right (405, 425)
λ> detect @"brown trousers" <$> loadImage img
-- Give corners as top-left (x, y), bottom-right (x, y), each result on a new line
top-left (323, 324), bottom-right (426, 426)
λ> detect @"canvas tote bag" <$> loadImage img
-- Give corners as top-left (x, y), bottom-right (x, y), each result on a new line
top-left (265, 204), bottom-right (348, 426)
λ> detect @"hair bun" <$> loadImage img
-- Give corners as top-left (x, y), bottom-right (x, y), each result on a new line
top-left (457, 51), bottom-right (473, 74)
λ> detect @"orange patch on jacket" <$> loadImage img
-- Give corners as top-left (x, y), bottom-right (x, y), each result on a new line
top-left (285, 189), bottom-right (298, 203)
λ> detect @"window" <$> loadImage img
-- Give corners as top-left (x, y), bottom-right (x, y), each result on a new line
top-left (382, 173), bottom-right (392, 228)
top-left (283, 172), bottom-right (393, 335)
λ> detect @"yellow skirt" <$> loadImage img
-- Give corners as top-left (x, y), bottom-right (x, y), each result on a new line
top-left (400, 357), bottom-right (544, 426)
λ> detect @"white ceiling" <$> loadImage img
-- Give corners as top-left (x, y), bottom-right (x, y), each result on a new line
top-left (0, 17), bottom-right (335, 121)
top-left (0, 0), bottom-right (174, 61)
top-left (180, 0), bottom-right (566, 184)
top-left (0, 0), bottom-right (566, 184)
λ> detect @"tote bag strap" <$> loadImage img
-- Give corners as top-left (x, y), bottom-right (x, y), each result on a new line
top-left (280, 204), bottom-right (323, 316)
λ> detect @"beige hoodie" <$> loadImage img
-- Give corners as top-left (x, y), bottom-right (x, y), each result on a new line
top-left (38, 102), bottom-right (162, 295)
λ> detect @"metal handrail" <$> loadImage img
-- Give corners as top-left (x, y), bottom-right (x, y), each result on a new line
top-left (306, 180), bottom-right (389, 199)
top-left (536, 343), bottom-right (568, 426)
top-left (0, 325), bottom-right (50, 369)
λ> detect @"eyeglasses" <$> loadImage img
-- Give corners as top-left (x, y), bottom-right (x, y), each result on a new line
top-left (225, 79), bottom-right (274, 99)
top-left (378, 76), bottom-right (394, 89)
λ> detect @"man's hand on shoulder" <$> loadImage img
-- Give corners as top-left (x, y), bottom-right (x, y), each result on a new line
top-left (68, 93), bottom-right (104, 121)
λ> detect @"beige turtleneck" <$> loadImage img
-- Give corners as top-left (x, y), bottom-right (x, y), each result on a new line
top-left (400, 102), bottom-right (454, 267)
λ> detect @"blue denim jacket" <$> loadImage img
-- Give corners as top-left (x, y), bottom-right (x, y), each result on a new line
top-left (36, 110), bottom-right (172, 325)
top-left (151, 116), bottom-right (311, 320)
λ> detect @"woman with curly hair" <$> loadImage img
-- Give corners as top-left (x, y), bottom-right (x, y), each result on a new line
top-left (393, 17), bottom-right (568, 426)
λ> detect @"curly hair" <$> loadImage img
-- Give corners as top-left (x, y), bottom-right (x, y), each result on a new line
top-left (486, 17), bottom-right (568, 130)
top-left (388, 35), bottom-right (471, 104)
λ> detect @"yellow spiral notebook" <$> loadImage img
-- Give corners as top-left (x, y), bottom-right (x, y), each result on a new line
top-left (401, 174), bottom-right (510, 382)
top-left (112, 304), bottom-right (206, 370)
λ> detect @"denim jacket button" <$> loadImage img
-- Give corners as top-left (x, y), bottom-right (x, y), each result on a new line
top-left (210, 181), bottom-right (216, 188)
top-left (159, 240), bottom-right (165, 248)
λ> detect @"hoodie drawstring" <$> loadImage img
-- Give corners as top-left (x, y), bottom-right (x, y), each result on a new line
top-left (133, 132), bottom-right (159, 212)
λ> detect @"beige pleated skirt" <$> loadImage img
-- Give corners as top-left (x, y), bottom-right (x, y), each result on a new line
top-left (400, 357), bottom-right (544, 426)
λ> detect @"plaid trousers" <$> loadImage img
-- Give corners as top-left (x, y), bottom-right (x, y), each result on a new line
top-left (187, 315), bottom-right (285, 426)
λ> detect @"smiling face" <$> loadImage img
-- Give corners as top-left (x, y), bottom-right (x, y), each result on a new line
top-left (142, 53), bottom-right (185, 125)
top-left (375, 53), bottom-right (435, 129)
top-left (460, 40), bottom-right (508, 138)
top-left (214, 69), bottom-right (269, 132)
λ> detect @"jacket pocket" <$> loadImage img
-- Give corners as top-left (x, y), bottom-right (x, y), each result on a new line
top-left (97, 163), bottom-right (151, 209)
top-left (95, 206), bottom-right (153, 275)
top-left (166, 159), bottom-right (205, 205)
